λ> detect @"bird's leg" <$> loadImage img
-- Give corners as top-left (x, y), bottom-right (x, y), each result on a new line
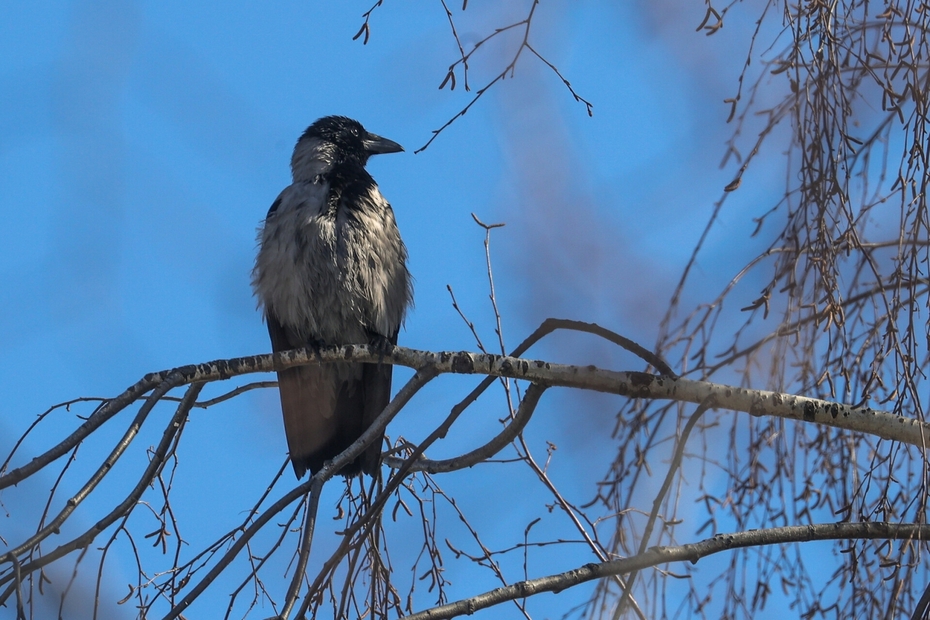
top-left (308, 337), bottom-right (327, 363)
top-left (369, 333), bottom-right (395, 366)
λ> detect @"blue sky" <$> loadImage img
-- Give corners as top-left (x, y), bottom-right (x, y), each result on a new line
top-left (0, 1), bottom-right (792, 617)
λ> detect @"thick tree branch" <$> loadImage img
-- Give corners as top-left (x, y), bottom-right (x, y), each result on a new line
top-left (4, 340), bottom-right (926, 493)
top-left (5, 332), bottom-right (927, 616)
top-left (131, 346), bottom-right (930, 449)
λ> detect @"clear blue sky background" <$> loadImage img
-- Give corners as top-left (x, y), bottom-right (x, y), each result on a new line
top-left (0, 1), bottom-right (789, 617)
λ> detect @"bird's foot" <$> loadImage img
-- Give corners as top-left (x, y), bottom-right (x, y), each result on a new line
top-left (308, 338), bottom-right (327, 363)
top-left (369, 334), bottom-right (395, 364)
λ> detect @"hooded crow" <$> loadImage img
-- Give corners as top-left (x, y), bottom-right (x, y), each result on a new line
top-left (252, 115), bottom-right (412, 478)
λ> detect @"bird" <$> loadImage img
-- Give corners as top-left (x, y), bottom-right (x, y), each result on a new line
top-left (251, 116), bottom-right (412, 479)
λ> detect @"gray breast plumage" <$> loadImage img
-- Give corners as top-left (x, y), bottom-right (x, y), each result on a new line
top-left (251, 177), bottom-right (412, 345)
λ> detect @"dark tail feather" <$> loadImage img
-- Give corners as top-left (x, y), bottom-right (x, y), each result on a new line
top-left (277, 363), bottom-right (340, 479)
top-left (278, 361), bottom-right (387, 478)
top-left (269, 316), bottom-right (391, 478)
top-left (359, 360), bottom-right (392, 475)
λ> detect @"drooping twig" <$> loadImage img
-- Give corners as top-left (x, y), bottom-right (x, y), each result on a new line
top-left (293, 368), bottom-right (442, 617)
top-left (614, 396), bottom-right (717, 617)
top-left (0, 396), bottom-right (106, 477)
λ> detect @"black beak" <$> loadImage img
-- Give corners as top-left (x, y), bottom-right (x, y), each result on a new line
top-left (363, 132), bottom-right (404, 156)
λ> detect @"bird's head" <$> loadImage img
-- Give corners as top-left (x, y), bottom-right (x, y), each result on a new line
top-left (291, 116), bottom-right (403, 181)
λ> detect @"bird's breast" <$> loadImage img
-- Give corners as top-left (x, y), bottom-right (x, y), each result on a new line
top-left (252, 181), bottom-right (411, 344)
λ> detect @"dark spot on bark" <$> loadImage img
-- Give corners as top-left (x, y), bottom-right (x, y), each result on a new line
top-left (725, 389), bottom-right (732, 397)
top-left (500, 359), bottom-right (513, 374)
top-left (452, 353), bottom-right (475, 374)
top-left (344, 345), bottom-right (356, 359)
top-left (749, 398), bottom-right (766, 417)
top-left (803, 401), bottom-right (818, 421)
top-left (629, 372), bottom-right (654, 387)
top-left (587, 365), bottom-right (597, 372)
top-left (827, 403), bottom-right (839, 418)
top-left (628, 372), bottom-right (656, 396)
top-left (440, 352), bottom-right (452, 363)
top-left (773, 393), bottom-right (783, 406)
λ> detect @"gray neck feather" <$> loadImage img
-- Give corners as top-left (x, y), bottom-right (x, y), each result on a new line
top-left (290, 137), bottom-right (334, 183)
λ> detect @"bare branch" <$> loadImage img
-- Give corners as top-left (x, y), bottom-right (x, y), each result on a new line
top-left (0, 381), bottom-right (204, 601)
top-left (416, 1), bottom-right (592, 152)
top-left (405, 522), bottom-right (930, 620)
top-left (280, 478), bottom-right (323, 620)
top-left (0, 377), bottom-right (160, 490)
top-left (382, 382), bottom-right (547, 473)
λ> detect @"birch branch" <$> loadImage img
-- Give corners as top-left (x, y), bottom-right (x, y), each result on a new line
top-left (4, 344), bottom-right (927, 492)
top-left (403, 522), bottom-right (930, 620)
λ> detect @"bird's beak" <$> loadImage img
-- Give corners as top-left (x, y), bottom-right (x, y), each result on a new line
top-left (363, 133), bottom-right (404, 155)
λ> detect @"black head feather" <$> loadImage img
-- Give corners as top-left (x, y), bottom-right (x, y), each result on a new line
top-left (299, 116), bottom-right (403, 167)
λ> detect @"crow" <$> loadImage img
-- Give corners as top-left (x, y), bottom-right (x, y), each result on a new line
top-left (252, 115), bottom-right (412, 478)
